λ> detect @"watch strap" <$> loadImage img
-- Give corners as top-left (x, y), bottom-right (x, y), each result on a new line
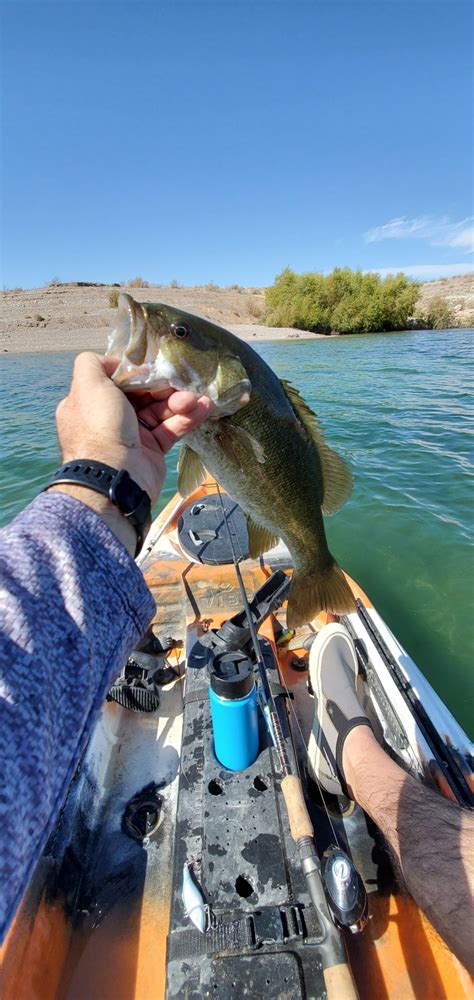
top-left (43, 460), bottom-right (152, 557)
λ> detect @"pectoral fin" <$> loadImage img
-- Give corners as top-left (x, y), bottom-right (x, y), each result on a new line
top-left (177, 445), bottom-right (207, 496)
top-left (210, 357), bottom-right (252, 415)
top-left (281, 379), bottom-right (352, 514)
top-left (245, 515), bottom-right (279, 558)
top-left (215, 421), bottom-right (266, 468)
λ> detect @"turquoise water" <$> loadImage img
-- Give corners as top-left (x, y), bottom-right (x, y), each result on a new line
top-left (1, 329), bottom-right (473, 736)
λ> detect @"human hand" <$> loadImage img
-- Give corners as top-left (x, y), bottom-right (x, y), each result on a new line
top-left (55, 352), bottom-right (212, 504)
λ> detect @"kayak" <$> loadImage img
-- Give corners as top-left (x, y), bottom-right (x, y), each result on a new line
top-left (1, 479), bottom-right (473, 999)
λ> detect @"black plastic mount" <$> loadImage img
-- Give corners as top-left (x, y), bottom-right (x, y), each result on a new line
top-left (188, 569), bottom-right (291, 673)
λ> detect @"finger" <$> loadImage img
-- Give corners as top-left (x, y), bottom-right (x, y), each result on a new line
top-left (153, 398), bottom-right (213, 454)
top-left (75, 357), bottom-right (171, 406)
top-left (167, 391), bottom-right (205, 414)
top-left (135, 391), bottom-right (203, 426)
top-left (101, 355), bottom-right (120, 377)
top-left (137, 395), bottom-right (211, 438)
top-left (74, 354), bottom-right (146, 394)
top-left (72, 352), bottom-right (110, 383)
top-left (70, 354), bottom-right (126, 404)
top-left (128, 387), bottom-right (174, 409)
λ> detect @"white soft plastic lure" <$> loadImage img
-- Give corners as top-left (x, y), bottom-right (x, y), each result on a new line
top-left (182, 862), bottom-right (207, 933)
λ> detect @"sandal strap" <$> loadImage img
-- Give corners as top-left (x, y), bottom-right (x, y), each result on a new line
top-left (327, 699), bottom-right (373, 797)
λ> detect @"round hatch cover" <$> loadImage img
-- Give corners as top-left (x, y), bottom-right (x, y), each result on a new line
top-left (177, 494), bottom-right (249, 565)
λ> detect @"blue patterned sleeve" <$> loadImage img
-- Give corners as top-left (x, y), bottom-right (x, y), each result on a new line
top-left (0, 491), bottom-right (156, 941)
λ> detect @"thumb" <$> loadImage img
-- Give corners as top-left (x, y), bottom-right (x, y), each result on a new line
top-left (71, 353), bottom-right (124, 392)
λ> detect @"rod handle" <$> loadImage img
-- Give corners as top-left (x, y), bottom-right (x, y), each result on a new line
top-left (324, 962), bottom-right (359, 1000)
top-left (281, 774), bottom-right (314, 840)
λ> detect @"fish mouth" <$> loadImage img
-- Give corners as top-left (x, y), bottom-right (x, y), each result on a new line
top-left (106, 293), bottom-right (170, 390)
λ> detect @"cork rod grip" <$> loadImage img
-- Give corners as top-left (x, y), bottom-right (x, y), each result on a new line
top-left (281, 774), bottom-right (314, 840)
top-left (324, 962), bottom-right (359, 999)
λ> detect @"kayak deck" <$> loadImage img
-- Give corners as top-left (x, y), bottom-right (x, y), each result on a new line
top-left (1, 480), bottom-right (472, 999)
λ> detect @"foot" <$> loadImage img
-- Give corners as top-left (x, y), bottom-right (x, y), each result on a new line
top-left (307, 622), bottom-right (372, 797)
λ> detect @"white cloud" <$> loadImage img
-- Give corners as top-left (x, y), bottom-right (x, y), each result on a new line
top-left (366, 263), bottom-right (474, 280)
top-left (364, 215), bottom-right (474, 254)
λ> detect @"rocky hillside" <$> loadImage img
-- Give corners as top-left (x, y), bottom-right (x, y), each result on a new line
top-left (416, 274), bottom-right (474, 326)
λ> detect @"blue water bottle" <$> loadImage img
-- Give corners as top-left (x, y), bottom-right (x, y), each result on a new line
top-left (208, 651), bottom-right (259, 771)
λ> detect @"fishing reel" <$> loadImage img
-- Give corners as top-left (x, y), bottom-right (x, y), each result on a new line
top-left (321, 845), bottom-right (368, 934)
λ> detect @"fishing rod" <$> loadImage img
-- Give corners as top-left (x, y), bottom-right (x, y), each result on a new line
top-left (214, 484), bottom-right (363, 1000)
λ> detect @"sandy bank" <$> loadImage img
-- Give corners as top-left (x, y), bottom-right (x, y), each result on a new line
top-left (0, 283), bottom-right (323, 354)
top-left (3, 275), bottom-right (471, 354)
top-left (0, 322), bottom-right (321, 355)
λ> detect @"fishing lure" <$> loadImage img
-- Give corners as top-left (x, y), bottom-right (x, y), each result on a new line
top-left (182, 861), bottom-right (207, 933)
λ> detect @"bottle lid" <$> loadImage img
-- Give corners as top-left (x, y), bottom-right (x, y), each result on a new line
top-left (208, 651), bottom-right (255, 700)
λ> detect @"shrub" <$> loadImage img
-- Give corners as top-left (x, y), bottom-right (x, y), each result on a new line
top-left (422, 296), bottom-right (456, 330)
top-left (247, 296), bottom-right (264, 319)
top-left (204, 281), bottom-right (219, 291)
top-left (127, 277), bottom-right (149, 288)
top-left (109, 289), bottom-right (120, 308)
top-left (46, 276), bottom-right (61, 286)
top-left (170, 279), bottom-right (179, 288)
top-left (264, 267), bottom-right (420, 334)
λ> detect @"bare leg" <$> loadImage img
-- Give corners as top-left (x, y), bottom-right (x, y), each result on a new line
top-left (343, 726), bottom-right (474, 974)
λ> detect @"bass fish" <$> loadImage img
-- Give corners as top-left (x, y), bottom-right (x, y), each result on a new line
top-left (106, 293), bottom-right (356, 626)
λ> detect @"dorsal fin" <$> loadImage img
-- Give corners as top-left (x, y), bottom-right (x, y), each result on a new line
top-left (281, 379), bottom-right (353, 514)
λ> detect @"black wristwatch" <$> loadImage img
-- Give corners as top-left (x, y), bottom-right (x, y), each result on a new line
top-left (43, 460), bottom-right (152, 557)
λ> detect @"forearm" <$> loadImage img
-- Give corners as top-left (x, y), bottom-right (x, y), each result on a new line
top-left (47, 482), bottom-right (137, 555)
top-left (0, 491), bottom-right (155, 941)
top-left (347, 729), bottom-right (474, 973)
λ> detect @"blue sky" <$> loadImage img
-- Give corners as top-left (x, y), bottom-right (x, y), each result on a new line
top-left (1, 0), bottom-right (472, 288)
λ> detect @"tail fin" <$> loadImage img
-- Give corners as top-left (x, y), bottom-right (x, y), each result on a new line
top-left (287, 562), bottom-right (356, 628)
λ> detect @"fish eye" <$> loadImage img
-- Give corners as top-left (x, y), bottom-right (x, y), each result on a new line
top-left (171, 320), bottom-right (191, 339)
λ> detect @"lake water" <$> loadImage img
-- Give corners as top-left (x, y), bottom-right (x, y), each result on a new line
top-left (1, 329), bottom-right (473, 736)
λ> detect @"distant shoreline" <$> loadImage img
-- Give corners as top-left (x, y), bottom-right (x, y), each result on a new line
top-left (0, 323), bottom-right (323, 355)
top-left (2, 321), bottom-right (472, 357)
top-left (1, 275), bottom-right (472, 354)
